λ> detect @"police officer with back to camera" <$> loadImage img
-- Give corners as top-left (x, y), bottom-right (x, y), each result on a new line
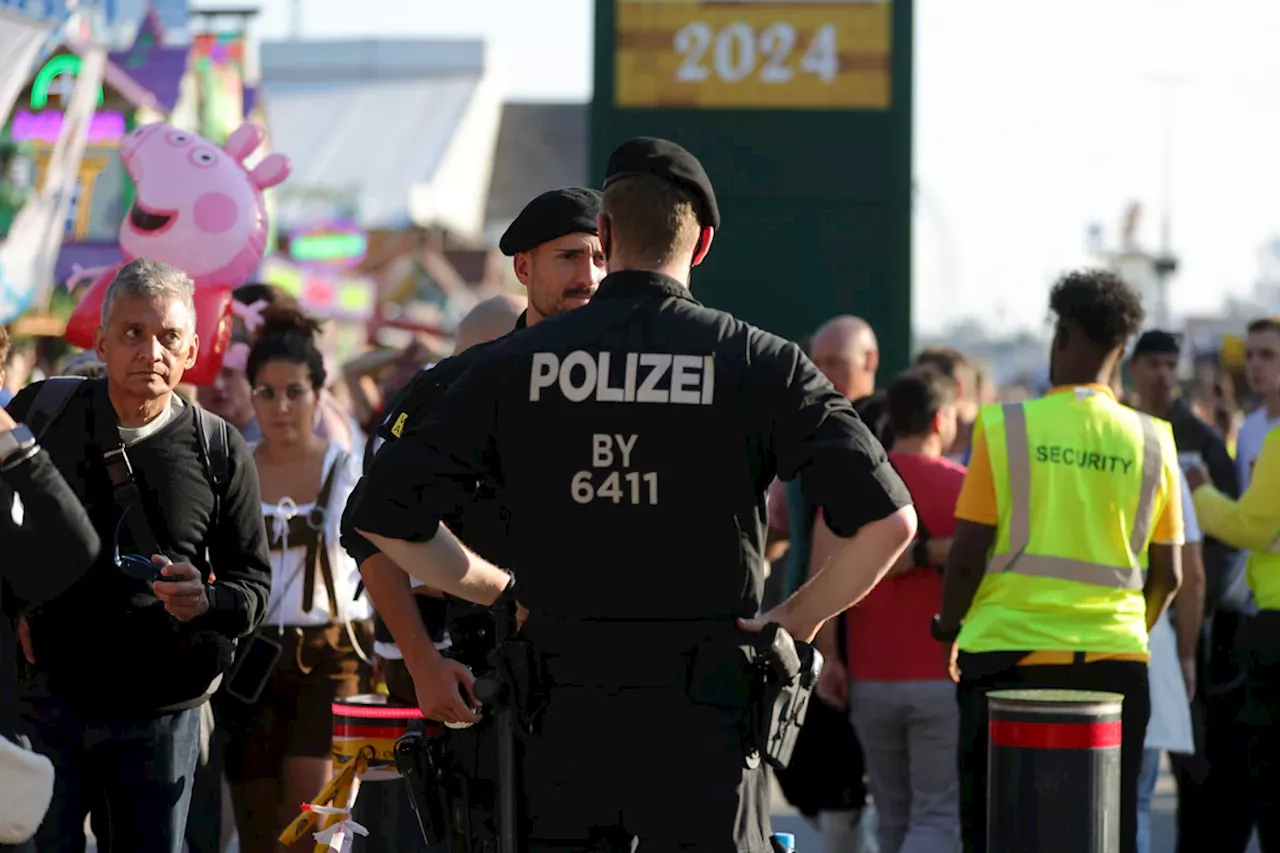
top-left (344, 137), bottom-right (918, 852)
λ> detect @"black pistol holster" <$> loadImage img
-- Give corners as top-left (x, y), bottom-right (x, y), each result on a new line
top-left (393, 598), bottom-right (542, 853)
top-left (394, 730), bottom-right (450, 847)
top-left (748, 623), bottom-right (824, 770)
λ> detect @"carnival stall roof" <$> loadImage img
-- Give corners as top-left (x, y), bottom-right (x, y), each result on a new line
top-left (103, 9), bottom-right (189, 114)
top-left (259, 38), bottom-right (503, 237)
top-left (482, 102), bottom-right (589, 246)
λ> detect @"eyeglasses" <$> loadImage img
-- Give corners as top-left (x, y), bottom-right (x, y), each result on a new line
top-left (252, 384), bottom-right (312, 403)
top-left (114, 509), bottom-right (163, 582)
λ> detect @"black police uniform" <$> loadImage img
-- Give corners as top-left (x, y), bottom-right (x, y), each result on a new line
top-left (348, 184), bottom-right (603, 686)
top-left (344, 139), bottom-right (911, 852)
top-left (344, 188), bottom-right (602, 853)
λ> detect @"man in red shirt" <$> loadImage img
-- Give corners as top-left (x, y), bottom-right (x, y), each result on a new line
top-left (814, 366), bottom-right (964, 853)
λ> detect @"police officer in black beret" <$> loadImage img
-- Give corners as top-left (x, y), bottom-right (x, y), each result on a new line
top-left (343, 188), bottom-right (603, 852)
top-left (349, 186), bottom-right (605, 713)
top-left (345, 138), bottom-right (918, 851)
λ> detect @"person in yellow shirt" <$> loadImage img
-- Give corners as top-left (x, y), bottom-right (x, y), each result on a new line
top-left (1187, 425), bottom-right (1280, 851)
top-left (935, 269), bottom-right (1185, 853)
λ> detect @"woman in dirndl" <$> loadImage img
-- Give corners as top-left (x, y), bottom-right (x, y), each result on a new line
top-left (224, 307), bottom-right (373, 852)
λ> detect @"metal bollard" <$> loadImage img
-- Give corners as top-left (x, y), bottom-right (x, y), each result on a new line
top-left (987, 689), bottom-right (1123, 853)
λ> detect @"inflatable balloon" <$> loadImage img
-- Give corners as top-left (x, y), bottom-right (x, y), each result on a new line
top-left (64, 122), bottom-right (291, 385)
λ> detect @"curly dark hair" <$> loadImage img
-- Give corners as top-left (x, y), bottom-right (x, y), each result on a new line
top-left (1049, 269), bottom-right (1145, 350)
top-left (245, 306), bottom-right (326, 390)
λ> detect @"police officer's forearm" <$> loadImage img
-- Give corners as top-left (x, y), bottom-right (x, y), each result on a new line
top-left (359, 552), bottom-right (441, 672)
top-left (359, 525), bottom-right (511, 607)
top-left (938, 521), bottom-right (997, 631)
top-left (1144, 543), bottom-right (1182, 632)
top-left (1172, 542), bottom-right (1205, 662)
top-left (783, 506), bottom-right (916, 641)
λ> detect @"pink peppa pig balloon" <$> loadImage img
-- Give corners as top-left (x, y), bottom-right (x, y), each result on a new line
top-left (64, 122), bottom-right (291, 385)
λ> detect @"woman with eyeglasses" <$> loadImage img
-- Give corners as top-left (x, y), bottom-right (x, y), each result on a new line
top-left (221, 308), bottom-right (372, 853)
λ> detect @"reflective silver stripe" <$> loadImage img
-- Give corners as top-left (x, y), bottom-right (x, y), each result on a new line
top-left (1002, 403), bottom-right (1032, 552)
top-left (988, 552), bottom-right (1145, 591)
top-left (991, 401), bottom-right (1146, 592)
top-left (1128, 413), bottom-right (1163, 560)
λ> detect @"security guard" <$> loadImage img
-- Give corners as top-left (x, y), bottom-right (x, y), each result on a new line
top-left (934, 269), bottom-right (1185, 853)
top-left (344, 136), bottom-right (917, 852)
top-left (347, 186), bottom-right (605, 719)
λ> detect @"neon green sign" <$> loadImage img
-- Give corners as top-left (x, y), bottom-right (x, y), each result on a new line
top-left (29, 54), bottom-right (105, 110)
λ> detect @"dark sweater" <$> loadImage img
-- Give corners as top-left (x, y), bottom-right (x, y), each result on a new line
top-left (0, 448), bottom-right (100, 738)
top-left (1160, 398), bottom-right (1241, 610)
top-left (5, 380), bottom-right (271, 716)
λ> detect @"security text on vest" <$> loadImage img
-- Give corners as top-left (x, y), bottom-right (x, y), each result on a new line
top-left (1034, 444), bottom-right (1133, 474)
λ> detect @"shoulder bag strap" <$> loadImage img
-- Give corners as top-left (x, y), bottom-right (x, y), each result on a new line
top-left (92, 384), bottom-right (161, 559)
top-left (193, 408), bottom-right (230, 524)
top-left (25, 377), bottom-right (87, 441)
top-left (302, 449), bottom-right (351, 620)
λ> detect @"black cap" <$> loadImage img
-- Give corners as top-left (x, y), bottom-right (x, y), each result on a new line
top-left (603, 137), bottom-right (720, 229)
top-left (498, 187), bottom-right (602, 256)
top-left (1132, 330), bottom-right (1181, 358)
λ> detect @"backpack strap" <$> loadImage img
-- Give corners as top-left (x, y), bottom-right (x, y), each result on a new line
top-left (24, 377), bottom-right (87, 442)
top-left (193, 406), bottom-right (231, 522)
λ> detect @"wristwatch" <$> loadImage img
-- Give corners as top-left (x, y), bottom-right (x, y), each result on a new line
top-left (912, 532), bottom-right (932, 568)
top-left (490, 571), bottom-right (517, 613)
top-left (202, 582), bottom-right (218, 616)
top-left (0, 424), bottom-right (37, 468)
top-left (930, 614), bottom-right (961, 643)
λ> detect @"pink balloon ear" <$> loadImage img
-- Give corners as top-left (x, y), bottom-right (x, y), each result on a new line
top-left (225, 124), bottom-right (265, 161)
top-left (251, 154), bottom-right (291, 190)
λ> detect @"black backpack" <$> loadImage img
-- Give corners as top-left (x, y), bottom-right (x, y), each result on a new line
top-left (24, 377), bottom-right (230, 516)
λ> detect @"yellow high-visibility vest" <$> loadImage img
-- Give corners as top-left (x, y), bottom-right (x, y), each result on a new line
top-left (957, 388), bottom-right (1175, 655)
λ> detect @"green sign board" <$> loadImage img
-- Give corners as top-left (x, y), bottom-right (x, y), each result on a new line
top-left (592, 0), bottom-right (913, 375)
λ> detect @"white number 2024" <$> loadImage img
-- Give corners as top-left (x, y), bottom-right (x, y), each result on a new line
top-left (673, 21), bottom-right (838, 86)
top-left (571, 470), bottom-right (658, 505)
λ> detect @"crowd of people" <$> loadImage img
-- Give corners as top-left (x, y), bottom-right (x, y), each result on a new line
top-left (762, 301), bottom-right (1280, 853)
top-left (1, 164), bottom-right (1280, 853)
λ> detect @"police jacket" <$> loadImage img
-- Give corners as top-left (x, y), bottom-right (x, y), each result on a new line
top-left (344, 271), bottom-right (912, 622)
top-left (343, 314), bottom-right (529, 650)
top-left (344, 312), bottom-right (528, 572)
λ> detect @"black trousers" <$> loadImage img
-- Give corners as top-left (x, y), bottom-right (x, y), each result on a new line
top-left (956, 655), bottom-right (1149, 853)
top-left (1223, 611), bottom-right (1280, 853)
top-left (523, 686), bottom-right (772, 853)
top-left (1170, 610), bottom-right (1255, 852)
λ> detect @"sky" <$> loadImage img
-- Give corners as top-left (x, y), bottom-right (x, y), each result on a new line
top-left (198, 0), bottom-right (1280, 336)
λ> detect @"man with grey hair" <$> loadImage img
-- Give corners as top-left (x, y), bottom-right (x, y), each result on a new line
top-left (4, 257), bottom-right (272, 853)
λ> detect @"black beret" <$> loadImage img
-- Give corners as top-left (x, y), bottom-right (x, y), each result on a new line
top-left (603, 137), bottom-right (720, 229)
top-left (1132, 330), bottom-right (1181, 358)
top-left (498, 187), bottom-right (602, 256)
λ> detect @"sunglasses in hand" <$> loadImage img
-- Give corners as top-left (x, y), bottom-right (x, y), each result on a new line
top-left (113, 510), bottom-right (181, 584)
